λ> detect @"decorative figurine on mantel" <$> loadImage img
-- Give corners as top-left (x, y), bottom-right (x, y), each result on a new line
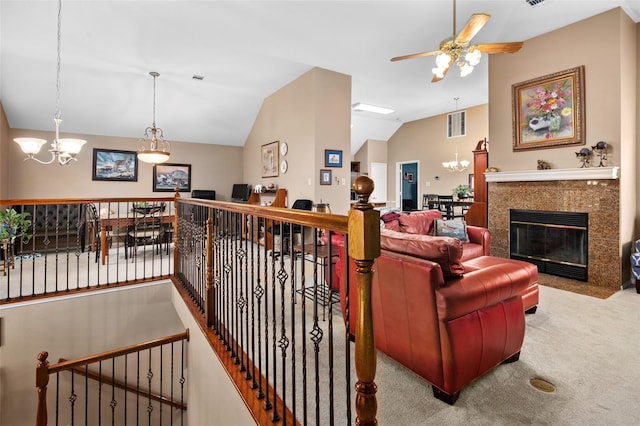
top-left (592, 141), bottom-right (608, 167)
top-left (537, 160), bottom-right (551, 170)
top-left (575, 147), bottom-right (592, 168)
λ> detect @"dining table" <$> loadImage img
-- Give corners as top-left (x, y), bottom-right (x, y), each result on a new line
top-left (100, 214), bottom-right (174, 265)
top-left (427, 199), bottom-right (475, 220)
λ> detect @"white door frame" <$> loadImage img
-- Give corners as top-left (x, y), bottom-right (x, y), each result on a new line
top-left (395, 160), bottom-right (419, 210)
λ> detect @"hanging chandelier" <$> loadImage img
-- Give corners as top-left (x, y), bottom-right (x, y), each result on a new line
top-left (442, 151), bottom-right (470, 172)
top-left (137, 71), bottom-right (170, 164)
top-left (14, 0), bottom-right (86, 165)
top-left (442, 97), bottom-right (469, 172)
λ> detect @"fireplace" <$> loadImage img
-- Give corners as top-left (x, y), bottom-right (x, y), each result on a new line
top-left (510, 209), bottom-right (588, 281)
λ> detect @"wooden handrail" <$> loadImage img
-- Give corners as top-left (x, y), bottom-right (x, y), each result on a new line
top-left (36, 330), bottom-right (189, 426)
top-left (177, 198), bottom-right (350, 234)
top-left (59, 359), bottom-right (187, 410)
top-left (46, 330), bottom-right (189, 374)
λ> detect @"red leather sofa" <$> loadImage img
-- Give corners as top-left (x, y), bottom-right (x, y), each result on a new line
top-left (332, 211), bottom-right (539, 404)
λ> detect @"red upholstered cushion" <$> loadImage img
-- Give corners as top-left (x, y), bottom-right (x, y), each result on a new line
top-left (384, 219), bottom-right (401, 232)
top-left (398, 210), bottom-right (442, 235)
top-left (380, 228), bottom-right (464, 277)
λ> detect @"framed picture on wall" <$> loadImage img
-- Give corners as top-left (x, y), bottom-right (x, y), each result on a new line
top-left (324, 149), bottom-right (343, 167)
top-left (261, 141), bottom-right (279, 177)
top-left (320, 169), bottom-right (332, 185)
top-left (153, 163), bottom-right (191, 192)
top-left (512, 66), bottom-right (585, 151)
top-left (92, 148), bottom-right (138, 182)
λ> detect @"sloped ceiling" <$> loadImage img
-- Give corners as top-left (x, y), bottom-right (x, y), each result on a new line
top-left (1, 1), bottom-right (638, 154)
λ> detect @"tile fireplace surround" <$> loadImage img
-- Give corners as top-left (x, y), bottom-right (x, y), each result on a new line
top-left (487, 167), bottom-right (621, 293)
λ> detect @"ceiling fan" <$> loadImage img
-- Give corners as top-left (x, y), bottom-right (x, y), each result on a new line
top-left (391, 0), bottom-right (523, 82)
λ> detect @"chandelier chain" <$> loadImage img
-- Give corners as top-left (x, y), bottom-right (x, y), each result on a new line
top-left (152, 73), bottom-right (157, 127)
top-left (55, 0), bottom-right (62, 120)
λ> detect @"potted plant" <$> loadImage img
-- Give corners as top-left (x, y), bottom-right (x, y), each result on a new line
top-left (0, 207), bottom-right (33, 243)
top-left (452, 184), bottom-right (473, 200)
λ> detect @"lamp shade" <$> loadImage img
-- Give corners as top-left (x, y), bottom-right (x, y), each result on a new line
top-left (14, 138), bottom-right (47, 155)
top-left (57, 138), bottom-right (87, 155)
top-left (138, 150), bottom-right (170, 164)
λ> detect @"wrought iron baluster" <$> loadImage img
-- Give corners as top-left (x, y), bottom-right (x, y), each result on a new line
top-left (254, 215), bottom-right (266, 400)
top-left (147, 348), bottom-right (153, 424)
top-left (110, 357), bottom-right (116, 426)
top-left (300, 229), bottom-right (309, 426)
top-left (276, 226), bottom-right (290, 426)
top-left (270, 224), bottom-right (280, 422)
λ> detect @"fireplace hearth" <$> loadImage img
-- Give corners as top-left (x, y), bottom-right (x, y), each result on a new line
top-left (510, 209), bottom-right (588, 281)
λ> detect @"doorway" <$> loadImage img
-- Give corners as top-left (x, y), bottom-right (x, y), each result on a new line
top-left (396, 161), bottom-right (418, 211)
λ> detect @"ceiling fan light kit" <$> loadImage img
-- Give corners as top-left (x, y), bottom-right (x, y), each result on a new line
top-left (392, 0), bottom-right (523, 82)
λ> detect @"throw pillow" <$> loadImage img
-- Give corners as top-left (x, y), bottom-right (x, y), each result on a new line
top-left (384, 219), bottom-right (401, 232)
top-left (398, 211), bottom-right (441, 235)
top-left (432, 219), bottom-right (469, 243)
top-left (380, 229), bottom-right (464, 277)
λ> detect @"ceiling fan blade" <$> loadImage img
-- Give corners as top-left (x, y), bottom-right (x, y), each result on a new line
top-left (455, 13), bottom-right (490, 43)
top-left (475, 42), bottom-right (524, 54)
top-left (390, 50), bottom-right (440, 62)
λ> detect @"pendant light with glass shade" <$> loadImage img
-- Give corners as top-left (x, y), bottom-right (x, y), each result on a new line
top-left (137, 72), bottom-right (170, 164)
top-left (14, 0), bottom-right (87, 165)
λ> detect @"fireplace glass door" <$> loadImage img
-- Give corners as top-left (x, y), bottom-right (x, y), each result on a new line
top-left (510, 210), bottom-right (588, 281)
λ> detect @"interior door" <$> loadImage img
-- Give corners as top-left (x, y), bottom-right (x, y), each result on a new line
top-left (396, 161), bottom-right (418, 211)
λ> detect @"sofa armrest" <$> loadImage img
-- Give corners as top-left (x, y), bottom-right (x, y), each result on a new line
top-left (436, 262), bottom-right (530, 321)
top-left (466, 225), bottom-right (490, 256)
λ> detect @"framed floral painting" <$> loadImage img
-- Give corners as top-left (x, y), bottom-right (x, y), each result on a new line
top-left (512, 66), bottom-right (585, 151)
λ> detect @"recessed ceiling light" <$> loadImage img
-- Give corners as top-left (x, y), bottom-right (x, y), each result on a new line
top-left (352, 103), bottom-right (394, 115)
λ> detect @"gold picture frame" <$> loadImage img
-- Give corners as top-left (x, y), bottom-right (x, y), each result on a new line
top-left (512, 66), bottom-right (585, 151)
top-left (261, 141), bottom-right (279, 178)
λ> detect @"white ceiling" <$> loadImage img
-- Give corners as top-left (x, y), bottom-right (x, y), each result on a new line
top-left (2, 0), bottom-right (639, 155)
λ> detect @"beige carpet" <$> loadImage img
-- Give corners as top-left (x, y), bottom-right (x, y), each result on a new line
top-left (374, 284), bottom-right (640, 425)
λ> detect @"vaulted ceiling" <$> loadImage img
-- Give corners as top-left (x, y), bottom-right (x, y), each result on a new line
top-left (1, 1), bottom-right (639, 154)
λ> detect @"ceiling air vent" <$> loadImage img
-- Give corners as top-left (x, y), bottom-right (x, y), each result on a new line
top-left (447, 110), bottom-right (466, 138)
top-left (525, 0), bottom-right (547, 6)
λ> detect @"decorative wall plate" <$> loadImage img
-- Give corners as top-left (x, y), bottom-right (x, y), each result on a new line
top-left (280, 142), bottom-right (288, 156)
top-left (280, 159), bottom-right (288, 174)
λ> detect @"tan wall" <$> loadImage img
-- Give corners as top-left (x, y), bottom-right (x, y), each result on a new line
top-left (244, 67), bottom-right (351, 214)
top-left (5, 127), bottom-right (243, 200)
top-left (489, 8), bottom-right (637, 280)
top-left (0, 282), bottom-right (185, 425)
top-left (353, 139), bottom-right (387, 175)
top-left (386, 104), bottom-right (488, 208)
top-left (489, 8), bottom-right (627, 171)
top-left (0, 104), bottom-right (8, 199)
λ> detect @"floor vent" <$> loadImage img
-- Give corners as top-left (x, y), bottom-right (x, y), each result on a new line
top-left (525, 0), bottom-right (547, 6)
top-left (529, 378), bottom-right (556, 393)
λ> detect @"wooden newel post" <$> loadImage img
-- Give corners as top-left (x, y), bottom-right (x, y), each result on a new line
top-left (205, 213), bottom-right (215, 327)
top-left (349, 176), bottom-right (380, 426)
top-left (36, 351), bottom-right (50, 426)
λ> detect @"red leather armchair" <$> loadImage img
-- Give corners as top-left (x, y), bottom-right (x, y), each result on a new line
top-left (336, 232), bottom-right (535, 404)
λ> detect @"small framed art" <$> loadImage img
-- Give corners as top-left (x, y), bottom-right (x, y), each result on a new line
top-left (320, 169), bottom-right (332, 185)
top-left (261, 141), bottom-right (279, 177)
top-left (153, 163), bottom-right (191, 192)
top-left (324, 149), bottom-right (343, 168)
top-left (92, 148), bottom-right (138, 182)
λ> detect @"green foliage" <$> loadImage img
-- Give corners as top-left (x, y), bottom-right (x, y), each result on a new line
top-left (452, 184), bottom-right (473, 197)
top-left (0, 208), bottom-right (33, 242)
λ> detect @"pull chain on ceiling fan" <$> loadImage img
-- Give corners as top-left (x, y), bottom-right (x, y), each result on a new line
top-left (391, 0), bottom-right (523, 82)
